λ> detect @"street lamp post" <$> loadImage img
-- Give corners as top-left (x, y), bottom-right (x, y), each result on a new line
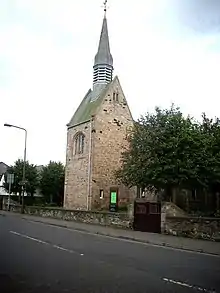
top-left (4, 123), bottom-right (27, 214)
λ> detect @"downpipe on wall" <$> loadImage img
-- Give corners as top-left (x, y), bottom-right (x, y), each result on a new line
top-left (87, 119), bottom-right (92, 210)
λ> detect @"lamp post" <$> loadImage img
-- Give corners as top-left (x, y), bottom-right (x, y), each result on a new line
top-left (4, 123), bottom-right (27, 214)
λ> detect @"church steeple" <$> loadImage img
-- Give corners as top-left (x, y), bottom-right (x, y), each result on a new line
top-left (93, 1), bottom-right (113, 94)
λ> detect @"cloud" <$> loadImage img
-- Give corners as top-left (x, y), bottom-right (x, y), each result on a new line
top-left (175, 0), bottom-right (220, 34)
top-left (0, 0), bottom-right (220, 165)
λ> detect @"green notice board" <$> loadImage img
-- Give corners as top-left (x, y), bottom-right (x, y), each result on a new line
top-left (109, 190), bottom-right (118, 212)
top-left (110, 191), bottom-right (117, 204)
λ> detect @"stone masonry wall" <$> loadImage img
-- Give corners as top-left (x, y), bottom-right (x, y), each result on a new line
top-left (4, 203), bottom-right (220, 241)
top-left (165, 216), bottom-right (220, 241)
top-left (8, 205), bottom-right (131, 229)
top-left (64, 121), bottom-right (91, 210)
top-left (91, 77), bottom-right (135, 209)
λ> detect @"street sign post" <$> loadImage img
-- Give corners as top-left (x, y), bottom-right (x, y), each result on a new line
top-left (7, 173), bottom-right (14, 185)
top-left (7, 173), bottom-right (14, 210)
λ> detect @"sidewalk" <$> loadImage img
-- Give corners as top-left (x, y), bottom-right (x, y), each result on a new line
top-left (1, 210), bottom-right (220, 256)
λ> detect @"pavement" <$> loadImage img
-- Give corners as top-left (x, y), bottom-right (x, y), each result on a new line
top-left (1, 210), bottom-right (220, 256)
top-left (1, 211), bottom-right (220, 292)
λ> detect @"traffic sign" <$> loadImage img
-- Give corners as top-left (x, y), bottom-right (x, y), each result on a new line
top-left (7, 173), bottom-right (14, 184)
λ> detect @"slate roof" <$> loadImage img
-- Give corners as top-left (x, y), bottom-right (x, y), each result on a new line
top-left (0, 162), bottom-right (9, 176)
top-left (94, 15), bottom-right (113, 66)
top-left (67, 78), bottom-right (114, 128)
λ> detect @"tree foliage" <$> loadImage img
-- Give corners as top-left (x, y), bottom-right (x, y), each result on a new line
top-left (116, 105), bottom-right (220, 194)
top-left (39, 161), bottom-right (65, 206)
top-left (4, 159), bottom-right (39, 196)
top-left (199, 113), bottom-right (220, 192)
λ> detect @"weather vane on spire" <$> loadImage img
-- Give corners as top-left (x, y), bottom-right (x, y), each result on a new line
top-left (103, 0), bottom-right (108, 15)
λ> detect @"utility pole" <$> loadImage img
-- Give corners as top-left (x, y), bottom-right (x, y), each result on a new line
top-left (4, 123), bottom-right (27, 214)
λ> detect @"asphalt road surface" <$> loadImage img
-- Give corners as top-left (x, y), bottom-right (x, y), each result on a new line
top-left (0, 213), bottom-right (220, 293)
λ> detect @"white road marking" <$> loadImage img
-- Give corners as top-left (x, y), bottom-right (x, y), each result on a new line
top-left (52, 244), bottom-right (78, 254)
top-left (10, 231), bottom-right (48, 245)
top-left (9, 231), bottom-right (83, 256)
top-left (162, 277), bottom-right (216, 293)
top-left (7, 229), bottom-right (217, 292)
top-left (26, 219), bottom-right (220, 258)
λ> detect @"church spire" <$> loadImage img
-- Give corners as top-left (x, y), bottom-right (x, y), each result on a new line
top-left (93, 1), bottom-right (113, 93)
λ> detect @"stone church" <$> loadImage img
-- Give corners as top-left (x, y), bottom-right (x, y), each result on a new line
top-left (64, 8), bottom-right (134, 210)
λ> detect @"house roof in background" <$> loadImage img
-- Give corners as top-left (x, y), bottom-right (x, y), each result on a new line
top-left (36, 165), bottom-right (44, 173)
top-left (0, 162), bottom-right (9, 176)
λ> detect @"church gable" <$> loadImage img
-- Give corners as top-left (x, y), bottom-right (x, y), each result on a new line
top-left (95, 76), bottom-right (133, 123)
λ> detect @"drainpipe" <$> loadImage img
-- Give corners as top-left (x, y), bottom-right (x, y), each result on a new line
top-left (87, 118), bottom-right (92, 210)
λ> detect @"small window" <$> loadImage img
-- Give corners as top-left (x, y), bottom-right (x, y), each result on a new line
top-left (74, 132), bottom-right (85, 155)
top-left (100, 189), bottom-right (104, 199)
top-left (113, 92), bottom-right (119, 102)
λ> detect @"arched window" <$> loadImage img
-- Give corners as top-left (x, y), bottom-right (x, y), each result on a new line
top-left (74, 132), bottom-right (85, 155)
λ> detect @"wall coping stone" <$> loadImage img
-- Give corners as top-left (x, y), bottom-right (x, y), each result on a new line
top-left (167, 215), bottom-right (220, 221)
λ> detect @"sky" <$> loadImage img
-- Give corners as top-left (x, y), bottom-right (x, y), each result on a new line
top-left (0, 0), bottom-right (220, 166)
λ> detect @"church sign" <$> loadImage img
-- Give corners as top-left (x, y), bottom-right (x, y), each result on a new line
top-left (109, 189), bottom-right (118, 212)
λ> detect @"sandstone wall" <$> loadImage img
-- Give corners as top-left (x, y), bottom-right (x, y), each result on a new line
top-left (4, 204), bottom-right (220, 241)
top-left (91, 77), bottom-right (135, 209)
top-left (64, 121), bottom-right (91, 210)
top-left (8, 205), bottom-right (130, 229)
top-left (165, 216), bottom-right (220, 241)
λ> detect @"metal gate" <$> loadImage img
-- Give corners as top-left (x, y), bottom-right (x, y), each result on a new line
top-left (133, 201), bottom-right (161, 233)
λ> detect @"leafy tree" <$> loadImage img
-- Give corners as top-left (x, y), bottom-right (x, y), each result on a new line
top-left (39, 161), bottom-right (65, 206)
top-left (4, 159), bottom-right (39, 199)
top-left (199, 114), bottom-right (220, 193)
top-left (116, 105), bottom-right (208, 201)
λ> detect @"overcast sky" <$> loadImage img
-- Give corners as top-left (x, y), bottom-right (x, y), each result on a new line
top-left (1, 0), bottom-right (220, 166)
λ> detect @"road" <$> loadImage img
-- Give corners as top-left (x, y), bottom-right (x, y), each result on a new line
top-left (0, 213), bottom-right (220, 293)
